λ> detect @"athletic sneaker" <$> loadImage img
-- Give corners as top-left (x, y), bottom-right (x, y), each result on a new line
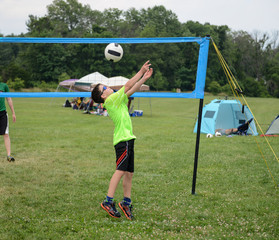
top-left (7, 156), bottom-right (15, 162)
top-left (118, 201), bottom-right (133, 220)
top-left (101, 201), bottom-right (121, 218)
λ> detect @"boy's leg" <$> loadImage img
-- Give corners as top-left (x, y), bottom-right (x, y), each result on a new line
top-left (123, 172), bottom-right (133, 198)
top-left (111, 139), bottom-right (135, 220)
top-left (119, 171), bottom-right (134, 220)
top-left (101, 170), bottom-right (125, 218)
top-left (107, 170), bottom-right (125, 197)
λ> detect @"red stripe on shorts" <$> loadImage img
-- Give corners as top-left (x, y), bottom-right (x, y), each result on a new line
top-left (116, 149), bottom-right (127, 167)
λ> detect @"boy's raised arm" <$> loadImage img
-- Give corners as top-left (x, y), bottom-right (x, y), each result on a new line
top-left (126, 68), bottom-right (153, 97)
top-left (124, 61), bottom-right (151, 93)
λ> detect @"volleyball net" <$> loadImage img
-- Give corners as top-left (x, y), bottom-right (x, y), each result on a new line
top-left (0, 37), bottom-right (210, 99)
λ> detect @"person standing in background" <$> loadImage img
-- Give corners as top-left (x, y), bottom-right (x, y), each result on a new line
top-left (0, 82), bottom-right (16, 162)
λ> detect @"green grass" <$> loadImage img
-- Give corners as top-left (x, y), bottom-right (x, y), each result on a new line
top-left (0, 96), bottom-right (278, 239)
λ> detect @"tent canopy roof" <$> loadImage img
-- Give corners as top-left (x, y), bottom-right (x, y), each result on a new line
top-left (59, 72), bottom-right (150, 92)
top-left (76, 72), bottom-right (107, 84)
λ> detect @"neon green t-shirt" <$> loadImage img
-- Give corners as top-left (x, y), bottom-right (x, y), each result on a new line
top-left (104, 86), bottom-right (136, 146)
top-left (0, 82), bottom-right (9, 112)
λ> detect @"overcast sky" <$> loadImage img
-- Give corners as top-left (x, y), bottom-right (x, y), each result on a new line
top-left (1, 0), bottom-right (279, 36)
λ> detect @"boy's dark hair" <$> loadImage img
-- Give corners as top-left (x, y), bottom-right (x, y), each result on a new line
top-left (91, 83), bottom-right (104, 103)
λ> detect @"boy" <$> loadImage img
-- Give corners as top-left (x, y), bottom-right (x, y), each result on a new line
top-left (91, 60), bottom-right (153, 220)
top-left (0, 82), bottom-right (16, 162)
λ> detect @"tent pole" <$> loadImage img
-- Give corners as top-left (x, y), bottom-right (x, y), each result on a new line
top-left (149, 97), bottom-right (152, 117)
top-left (192, 98), bottom-right (204, 195)
top-left (50, 85), bottom-right (60, 106)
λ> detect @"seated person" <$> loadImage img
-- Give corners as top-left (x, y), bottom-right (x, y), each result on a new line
top-left (71, 98), bottom-right (78, 110)
top-left (82, 98), bottom-right (95, 114)
top-left (79, 98), bottom-right (89, 110)
top-left (86, 98), bottom-right (94, 111)
top-left (77, 97), bottom-right (82, 108)
top-left (72, 97), bottom-right (86, 110)
top-left (215, 118), bottom-right (254, 136)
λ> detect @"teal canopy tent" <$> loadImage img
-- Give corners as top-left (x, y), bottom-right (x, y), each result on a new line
top-left (194, 99), bottom-right (258, 135)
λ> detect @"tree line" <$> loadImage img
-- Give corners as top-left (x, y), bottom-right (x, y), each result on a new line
top-left (0, 0), bottom-right (279, 97)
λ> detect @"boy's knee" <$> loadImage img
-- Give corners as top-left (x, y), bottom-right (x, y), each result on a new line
top-left (126, 172), bottom-right (133, 178)
top-left (115, 170), bottom-right (126, 176)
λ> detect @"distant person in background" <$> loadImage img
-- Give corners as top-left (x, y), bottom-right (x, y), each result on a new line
top-left (80, 97), bottom-right (93, 111)
top-left (215, 118), bottom-right (254, 136)
top-left (0, 82), bottom-right (16, 162)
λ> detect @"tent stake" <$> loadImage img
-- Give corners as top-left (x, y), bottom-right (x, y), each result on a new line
top-left (192, 98), bottom-right (204, 195)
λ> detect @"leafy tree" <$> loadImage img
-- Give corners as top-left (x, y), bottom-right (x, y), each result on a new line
top-left (58, 72), bottom-right (70, 82)
top-left (23, 43), bottom-right (69, 84)
top-left (1, 62), bottom-right (30, 85)
top-left (102, 8), bottom-right (124, 36)
top-left (177, 66), bottom-right (195, 91)
top-left (47, 0), bottom-right (94, 36)
top-left (121, 8), bottom-right (144, 37)
top-left (221, 84), bottom-right (233, 96)
top-left (208, 80), bottom-right (221, 95)
top-left (149, 70), bottom-right (167, 91)
top-left (26, 16), bottom-right (54, 36)
top-left (7, 77), bottom-right (25, 91)
top-left (142, 5), bottom-right (182, 37)
top-left (265, 51), bottom-right (279, 97)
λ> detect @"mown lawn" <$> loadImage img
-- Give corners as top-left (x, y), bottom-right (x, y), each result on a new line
top-left (0, 96), bottom-right (278, 239)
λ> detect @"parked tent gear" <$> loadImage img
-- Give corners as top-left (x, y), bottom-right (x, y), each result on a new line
top-left (63, 99), bottom-right (71, 107)
top-left (193, 99), bottom-right (258, 135)
top-left (58, 79), bottom-right (79, 91)
top-left (265, 115), bottom-right (279, 135)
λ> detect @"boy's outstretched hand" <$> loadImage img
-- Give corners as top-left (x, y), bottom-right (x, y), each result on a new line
top-left (140, 60), bottom-right (152, 74)
top-left (143, 68), bottom-right (153, 80)
top-left (125, 61), bottom-right (153, 97)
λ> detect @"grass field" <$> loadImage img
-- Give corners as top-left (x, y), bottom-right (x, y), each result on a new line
top-left (0, 95), bottom-right (278, 239)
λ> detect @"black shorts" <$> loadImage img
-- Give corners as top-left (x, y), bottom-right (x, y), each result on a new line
top-left (0, 110), bottom-right (8, 135)
top-left (114, 139), bottom-right (135, 172)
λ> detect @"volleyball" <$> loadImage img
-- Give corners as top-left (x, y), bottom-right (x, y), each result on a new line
top-left (104, 43), bottom-right (123, 62)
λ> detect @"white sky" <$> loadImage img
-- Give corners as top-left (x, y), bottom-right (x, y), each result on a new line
top-left (0, 0), bottom-right (279, 35)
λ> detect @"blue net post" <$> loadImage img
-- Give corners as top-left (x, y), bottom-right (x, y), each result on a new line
top-left (191, 36), bottom-right (210, 195)
top-left (192, 98), bottom-right (204, 195)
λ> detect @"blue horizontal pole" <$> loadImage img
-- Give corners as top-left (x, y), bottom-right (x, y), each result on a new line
top-left (0, 92), bottom-right (91, 98)
top-left (0, 91), bottom-right (203, 99)
top-left (0, 37), bottom-right (204, 44)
